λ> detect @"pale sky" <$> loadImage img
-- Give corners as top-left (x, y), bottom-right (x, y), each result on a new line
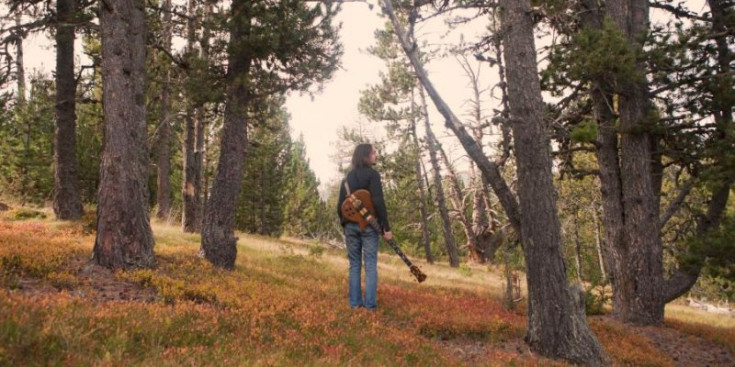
top-left (286, 2), bottom-right (494, 189)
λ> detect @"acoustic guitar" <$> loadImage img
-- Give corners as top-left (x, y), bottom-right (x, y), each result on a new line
top-left (341, 189), bottom-right (427, 283)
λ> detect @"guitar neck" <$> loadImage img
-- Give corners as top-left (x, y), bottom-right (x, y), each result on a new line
top-left (350, 195), bottom-right (426, 283)
top-left (363, 216), bottom-right (414, 268)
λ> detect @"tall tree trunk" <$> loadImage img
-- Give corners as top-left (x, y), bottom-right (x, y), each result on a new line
top-left (15, 11), bottom-right (28, 206)
top-left (579, 0), bottom-right (627, 319)
top-left (592, 206), bottom-right (607, 282)
top-left (409, 97), bottom-right (434, 264)
top-left (498, 1), bottom-right (608, 363)
top-left (419, 88), bottom-right (459, 267)
top-left (574, 212), bottom-right (584, 284)
top-left (182, 0), bottom-right (202, 232)
top-left (155, 0), bottom-right (173, 220)
top-left (182, 110), bottom-right (200, 231)
top-left (604, 0), bottom-right (665, 325)
top-left (384, 0), bottom-right (608, 363)
top-left (200, 0), bottom-right (252, 269)
top-left (193, 0), bottom-right (212, 226)
top-left (54, 0), bottom-right (84, 220)
top-left (93, 0), bottom-right (155, 270)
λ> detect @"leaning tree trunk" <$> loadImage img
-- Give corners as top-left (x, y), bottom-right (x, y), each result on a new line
top-left (419, 88), bottom-right (459, 268)
top-left (93, 0), bottom-right (155, 270)
top-left (384, 0), bottom-right (608, 363)
top-left (155, 0), bottom-right (173, 220)
top-left (200, 0), bottom-right (252, 269)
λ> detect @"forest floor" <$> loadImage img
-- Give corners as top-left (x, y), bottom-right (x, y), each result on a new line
top-left (1, 206), bottom-right (733, 366)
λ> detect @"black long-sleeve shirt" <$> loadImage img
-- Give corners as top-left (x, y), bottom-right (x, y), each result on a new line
top-left (337, 167), bottom-right (391, 232)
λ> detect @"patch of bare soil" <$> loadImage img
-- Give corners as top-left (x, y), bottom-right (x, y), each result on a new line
top-left (433, 317), bottom-right (733, 366)
top-left (8, 254), bottom-right (159, 304)
top-left (599, 316), bottom-right (734, 367)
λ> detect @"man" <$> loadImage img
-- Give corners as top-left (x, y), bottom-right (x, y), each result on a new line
top-left (337, 143), bottom-right (392, 310)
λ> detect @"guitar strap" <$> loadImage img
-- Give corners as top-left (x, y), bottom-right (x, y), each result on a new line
top-left (343, 180), bottom-right (351, 196)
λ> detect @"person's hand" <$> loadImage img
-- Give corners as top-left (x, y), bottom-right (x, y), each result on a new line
top-left (383, 231), bottom-right (393, 241)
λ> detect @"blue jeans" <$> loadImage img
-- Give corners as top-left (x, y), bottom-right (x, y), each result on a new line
top-left (344, 222), bottom-right (379, 309)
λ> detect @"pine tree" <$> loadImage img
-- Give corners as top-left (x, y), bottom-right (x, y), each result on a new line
top-left (201, 0), bottom-right (342, 269)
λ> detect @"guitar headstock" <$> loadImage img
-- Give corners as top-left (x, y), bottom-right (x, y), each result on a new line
top-left (410, 265), bottom-right (427, 283)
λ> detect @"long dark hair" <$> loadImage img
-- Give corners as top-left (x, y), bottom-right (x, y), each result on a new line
top-left (351, 143), bottom-right (373, 169)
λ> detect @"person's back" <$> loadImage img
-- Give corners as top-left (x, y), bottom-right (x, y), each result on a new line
top-left (337, 166), bottom-right (390, 234)
top-left (337, 143), bottom-right (391, 310)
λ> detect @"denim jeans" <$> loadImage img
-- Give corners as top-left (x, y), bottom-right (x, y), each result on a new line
top-left (344, 222), bottom-right (379, 309)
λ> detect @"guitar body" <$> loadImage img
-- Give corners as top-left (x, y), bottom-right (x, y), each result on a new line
top-left (340, 189), bottom-right (375, 232)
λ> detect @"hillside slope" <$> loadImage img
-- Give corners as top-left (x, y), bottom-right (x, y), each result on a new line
top-left (0, 212), bottom-right (733, 366)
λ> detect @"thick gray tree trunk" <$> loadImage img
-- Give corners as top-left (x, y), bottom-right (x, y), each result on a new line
top-left (383, 0), bottom-right (608, 363)
top-left (93, 0), bottom-right (155, 270)
top-left (498, 1), bottom-right (608, 363)
top-left (200, 0), bottom-right (252, 269)
top-left (606, 0), bottom-right (665, 326)
top-left (419, 88), bottom-right (459, 267)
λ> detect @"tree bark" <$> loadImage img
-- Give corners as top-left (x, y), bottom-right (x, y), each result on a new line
top-left (409, 98), bottom-right (434, 264)
top-left (604, 0), bottom-right (666, 325)
top-left (15, 11), bottom-right (28, 206)
top-left (182, 0), bottom-right (203, 232)
top-left (496, 1), bottom-right (608, 363)
top-left (93, 0), bottom-right (155, 270)
top-left (419, 88), bottom-right (459, 267)
top-left (200, 0), bottom-right (252, 269)
top-left (384, 0), bottom-right (608, 363)
top-left (579, 0), bottom-right (627, 317)
top-left (53, 0), bottom-right (85, 220)
top-left (155, 0), bottom-right (173, 220)
top-left (14, 11), bottom-right (25, 106)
